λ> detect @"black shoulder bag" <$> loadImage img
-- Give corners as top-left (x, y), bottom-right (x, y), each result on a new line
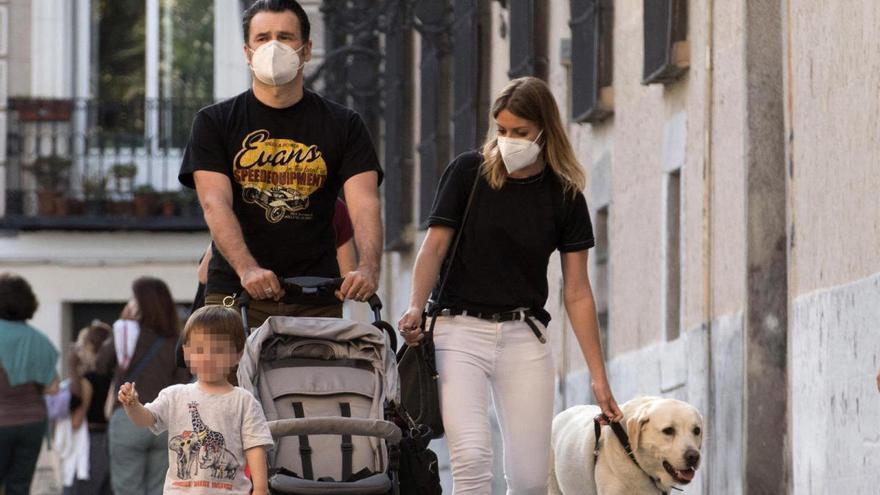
top-left (397, 163), bottom-right (481, 440)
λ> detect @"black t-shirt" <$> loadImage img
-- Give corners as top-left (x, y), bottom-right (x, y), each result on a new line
top-left (179, 90), bottom-right (382, 294)
top-left (427, 151), bottom-right (595, 325)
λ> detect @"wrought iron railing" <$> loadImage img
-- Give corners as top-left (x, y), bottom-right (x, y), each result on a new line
top-left (2, 97), bottom-right (210, 231)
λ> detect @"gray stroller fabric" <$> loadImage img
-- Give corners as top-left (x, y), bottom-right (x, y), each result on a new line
top-left (237, 316), bottom-right (401, 490)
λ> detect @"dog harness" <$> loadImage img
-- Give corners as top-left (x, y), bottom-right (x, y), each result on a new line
top-left (592, 416), bottom-right (681, 494)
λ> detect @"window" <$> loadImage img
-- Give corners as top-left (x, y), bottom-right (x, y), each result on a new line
top-left (415, 1), bottom-right (453, 227)
top-left (642, 0), bottom-right (688, 85)
top-left (383, 9), bottom-right (415, 250)
top-left (452, 0), bottom-right (490, 156)
top-left (507, 0), bottom-right (548, 79)
top-left (569, 0), bottom-right (613, 123)
top-left (664, 170), bottom-right (681, 340)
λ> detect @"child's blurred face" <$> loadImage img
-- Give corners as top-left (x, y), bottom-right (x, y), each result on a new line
top-left (183, 328), bottom-right (240, 383)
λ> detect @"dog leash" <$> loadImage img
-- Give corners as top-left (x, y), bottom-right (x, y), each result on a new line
top-left (592, 415), bottom-right (682, 494)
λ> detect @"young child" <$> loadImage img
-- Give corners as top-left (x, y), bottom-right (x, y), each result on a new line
top-left (118, 306), bottom-right (273, 494)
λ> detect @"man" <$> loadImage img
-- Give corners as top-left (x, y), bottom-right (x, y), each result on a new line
top-left (179, 0), bottom-right (382, 325)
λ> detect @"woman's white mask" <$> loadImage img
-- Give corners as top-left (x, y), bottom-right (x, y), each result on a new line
top-left (248, 40), bottom-right (306, 86)
top-left (497, 130), bottom-right (543, 174)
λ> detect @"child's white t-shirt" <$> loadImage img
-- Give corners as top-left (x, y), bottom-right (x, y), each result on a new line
top-left (145, 383), bottom-right (274, 494)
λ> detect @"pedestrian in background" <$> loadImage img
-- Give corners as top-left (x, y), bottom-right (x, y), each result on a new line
top-left (98, 276), bottom-right (191, 495)
top-left (0, 273), bottom-right (60, 495)
top-left (70, 320), bottom-right (113, 495)
top-left (399, 77), bottom-right (622, 494)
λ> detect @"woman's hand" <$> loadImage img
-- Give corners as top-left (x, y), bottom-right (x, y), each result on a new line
top-left (592, 379), bottom-right (623, 424)
top-left (398, 307), bottom-right (425, 346)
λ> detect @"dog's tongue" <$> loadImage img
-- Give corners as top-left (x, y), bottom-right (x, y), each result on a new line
top-left (677, 468), bottom-right (695, 481)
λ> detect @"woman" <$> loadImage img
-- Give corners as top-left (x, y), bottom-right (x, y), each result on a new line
top-left (398, 77), bottom-right (622, 494)
top-left (99, 277), bottom-right (190, 495)
top-left (0, 273), bottom-right (59, 495)
top-left (69, 321), bottom-right (113, 495)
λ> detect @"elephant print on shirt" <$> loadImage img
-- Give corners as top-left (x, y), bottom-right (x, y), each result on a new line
top-left (169, 430), bottom-right (201, 479)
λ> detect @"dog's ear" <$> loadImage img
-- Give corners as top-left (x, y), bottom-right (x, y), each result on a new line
top-left (626, 404), bottom-right (651, 450)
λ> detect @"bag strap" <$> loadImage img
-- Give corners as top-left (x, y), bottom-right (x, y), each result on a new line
top-left (124, 337), bottom-right (166, 383)
top-left (428, 163), bottom-right (482, 317)
top-left (339, 402), bottom-right (353, 481)
top-left (292, 402), bottom-right (314, 480)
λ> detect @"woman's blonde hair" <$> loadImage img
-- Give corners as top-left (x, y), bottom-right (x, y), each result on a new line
top-left (480, 77), bottom-right (585, 195)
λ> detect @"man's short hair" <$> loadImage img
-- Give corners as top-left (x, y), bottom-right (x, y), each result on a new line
top-left (242, 0), bottom-right (311, 44)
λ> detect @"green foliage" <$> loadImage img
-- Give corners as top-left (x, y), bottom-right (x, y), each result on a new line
top-left (82, 174), bottom-right (108, 200)
top-left (27, 156), bottom-right (73, 191)
top-left (171, 0), bottom-right (215, 101)
top-left (110, 163), bottom-right (138, 179)
top-left (134, 184), bottom-right (157, 195)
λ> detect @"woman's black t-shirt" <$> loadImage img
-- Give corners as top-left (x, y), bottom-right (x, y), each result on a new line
top-left (427, 151), bottom-right (595, 325)
top-left (179, 89), bottom-right (382, 294)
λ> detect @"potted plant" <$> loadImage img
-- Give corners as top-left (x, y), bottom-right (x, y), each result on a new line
top-left (26, 155), bottom-right (72, 215)
top-left (133, 184), bottom-right (158, 217)
top-left (158, 191), bottom-right (178, 217)
top-left (81, 174), bottom-right (108, 216)
top-left (109, 162), bottom-right (138, 195)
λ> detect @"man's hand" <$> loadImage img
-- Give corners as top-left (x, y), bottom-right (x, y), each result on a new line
top-left (398, 307), bottom-right (425, 346)
top-left (337, 265), bottom-right (379, 302)
top-left (240, 266), bottom-right (284, 301)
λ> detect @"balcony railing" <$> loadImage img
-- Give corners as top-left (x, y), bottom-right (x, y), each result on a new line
top-left (2, 97), bottom-right (211, 231)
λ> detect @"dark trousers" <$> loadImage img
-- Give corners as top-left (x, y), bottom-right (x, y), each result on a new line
top-left (204, 293), bottom-right (343, 329)
top-left (73, 429), bottom-right (112, 495)
top-left (0, 420), bottom-right (47, 495)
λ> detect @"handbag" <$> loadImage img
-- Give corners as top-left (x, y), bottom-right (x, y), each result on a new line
top-left (397, 163), bottom-right (482, 439)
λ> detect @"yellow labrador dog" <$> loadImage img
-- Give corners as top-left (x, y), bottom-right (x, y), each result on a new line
top-left (549, 396), bottom-right (703, 495)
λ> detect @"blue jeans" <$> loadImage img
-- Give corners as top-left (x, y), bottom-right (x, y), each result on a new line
top-left (108, 408), bottom-right (168, 495)
top-left (0, 420), bottom-right (47, 495)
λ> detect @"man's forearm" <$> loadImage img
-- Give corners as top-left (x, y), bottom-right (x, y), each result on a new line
top-left (203, 202), bottom-right (258, 276)
top-left (352, 200), bottom-right (383, 271)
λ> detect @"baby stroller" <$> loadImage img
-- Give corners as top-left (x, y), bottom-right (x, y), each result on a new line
top-left (236, 277), bottom-right (402, 494)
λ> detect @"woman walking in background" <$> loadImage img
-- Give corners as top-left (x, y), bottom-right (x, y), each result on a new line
top-left (399, 77), bottom-right (622, 494)
top-left (98, 276), bottom-right (191, 495)
top-left (70, 320), bottom-right (113, 495)
top-left (0, 273), bottom-right (59, 495)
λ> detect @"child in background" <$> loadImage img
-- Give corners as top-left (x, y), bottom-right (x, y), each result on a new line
top-left (118, 306), bottom-right (273, 494)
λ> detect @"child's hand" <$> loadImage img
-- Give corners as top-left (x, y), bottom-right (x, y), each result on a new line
top-left (118, 381), bottom-right (140, 407)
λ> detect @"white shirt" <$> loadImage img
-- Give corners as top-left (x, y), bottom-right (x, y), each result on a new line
top-left (112, 319), bottom-right (140, 370)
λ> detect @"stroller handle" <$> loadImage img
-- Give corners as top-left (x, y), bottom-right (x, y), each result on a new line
top-left (237, 277), bottom-right (396, 348)
top-left (239, 276), bottom-right (381, 313)
top-left (268, 417), bottom-right (402, 445)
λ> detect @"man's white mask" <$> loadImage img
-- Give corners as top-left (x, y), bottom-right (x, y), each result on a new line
top-left (249, 41), bottom-right (305, 86)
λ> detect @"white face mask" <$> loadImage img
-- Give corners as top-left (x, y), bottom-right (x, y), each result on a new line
top-left (248, 40), bottom-right (306, 86)
top-left (497, 130), bottom-right (543, 174)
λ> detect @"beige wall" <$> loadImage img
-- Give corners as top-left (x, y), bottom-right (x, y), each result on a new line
top-left (7, 0), bottom-right (30, 96)
top-left (787, 1), bottom-right (880, 296)
top-left (0, 232), bottom-right (209, 349)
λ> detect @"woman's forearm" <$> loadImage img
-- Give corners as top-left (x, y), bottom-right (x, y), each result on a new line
top-left (565, 293), bottom-right (610, 383)
top-left (408, 230), bottom-right (453, 309)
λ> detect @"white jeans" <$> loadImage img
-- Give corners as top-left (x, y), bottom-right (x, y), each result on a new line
top-left (434, 315), bottom-right (555, 495)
